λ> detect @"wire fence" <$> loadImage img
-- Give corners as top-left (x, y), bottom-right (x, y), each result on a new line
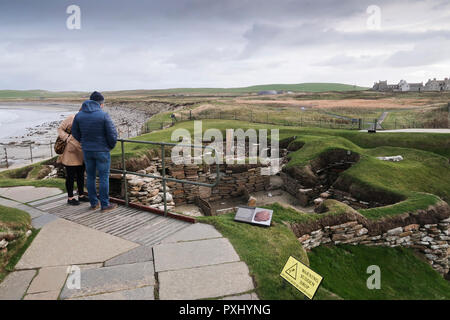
top-left (171, 108), bottom-right (449, 130)
top-left (141, 121), bottom-right (175, 134)
top-left (3, 106), bottom-right (448, 169)
top-left (0, 141), bottom-right (56, 169)
top-left (173, 109), bottom-right (372, 130)
top-left (0, 123), bottom-right (160, 169)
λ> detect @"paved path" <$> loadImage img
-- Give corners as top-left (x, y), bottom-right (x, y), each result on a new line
top-left (372, 128), bottom-right (450, 134)
top-left (358, 128), bottom-right (450, 133)
top-left (31, 193), bottom-right (189, 246)
top-left (0, 186), bottom-right (62, 203)
top-left (0, 187), bottom-right (258, 300)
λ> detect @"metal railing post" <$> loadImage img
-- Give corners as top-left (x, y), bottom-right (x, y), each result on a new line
top-left (29, 144), bottom-right (33, 163)
top-left (121, 140), bottom-right (129, 206)
top-left (161, 145), bottom-right (167, 217)
top-left (50, 141), bottom-right (53, 158)
top-left (110, 139), bottom-right (221, 217)
top-left (4, 148), bottom-right (8, 168)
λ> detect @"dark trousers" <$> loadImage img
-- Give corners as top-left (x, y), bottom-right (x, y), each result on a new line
top-left (65, 164), bottom-right (85, 197)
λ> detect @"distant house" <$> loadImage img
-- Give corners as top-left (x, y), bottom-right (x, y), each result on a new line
top-left (408, 82), bottom-right (424, 92)
top-left (397, 80), bottom-right (423, 92)
top-left (424, 78), bottom-right (450, 91)
top-left (398, 80), bottom-right (409, 92)
top-left (373, 78), bottom-right (436, 92)
top-left (372, 80), bottom-right (398, 92)
top-left (257, 90), bottom-right (278, 95)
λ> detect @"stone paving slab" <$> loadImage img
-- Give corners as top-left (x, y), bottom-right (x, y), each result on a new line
top-left (0, 270), bottom-right (37, 300)
top-left (23, 290), bottom-right (60, 300)
top-left (153, 238), bottom-right (240, 272)
top-left (158, 262), bottom-right (254, 300)
top-left (15, 204), bottom-right (46, 219)
top-left (105, 245), bottom-right (153, 267)
top-left (27, 266), bottom-right (68, 294)
top-left (60, 262), bottom-right (155, 299)
top-left (16, 218), bottom-right (139, 269)
top-left (69, 286), bottom-right (155, 300)
top-left (222, 293), bottom-right (259, 300)
top-left (27, 193), bottom-right (68, 207)
top-left (77, 263), bottom-right (103, 270)
top-left (0, 186), bottom-right (62, 203)
top-left (161, 223), bottom-right (222, 244)
top-left (0, 197), bottom-right (21, 208)
top-left (31, 213), bottom-right (59, 229)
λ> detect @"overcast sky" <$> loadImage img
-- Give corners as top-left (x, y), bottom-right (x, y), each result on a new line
top-left (1, 0), bottom-right (450, 91)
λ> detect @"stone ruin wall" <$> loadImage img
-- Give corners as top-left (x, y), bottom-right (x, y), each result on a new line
top-left (167, 163), bottom-right (270, 206)
top-left (280, 170), bottom-right (389, 210)
top-left (116, 157), bottom-right (270, 210)
top-left (297, 218), bottom-right (450, 277)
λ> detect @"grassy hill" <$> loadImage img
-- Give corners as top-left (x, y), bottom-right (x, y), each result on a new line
top-left (309, 245), bottom-right (450, 299)
top-left (200, 204), bottom-right (450, 300)
top-left (0, 90), bottom-right (85, 99)
top-left (0, 205), bottom-right (38, 283)
top-left (1, 118), bottom-right (448, 299)
top-left (0, 83), bottom-right (367, 99)
top-left (104, 83), bottom-right (367, 95)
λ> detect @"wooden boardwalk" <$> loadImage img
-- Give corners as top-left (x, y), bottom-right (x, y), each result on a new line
top-left (28, 194), bottom-right (190, 246)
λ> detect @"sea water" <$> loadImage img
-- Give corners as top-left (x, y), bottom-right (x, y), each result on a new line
top-left (0, 108), bottom-right (72, 140)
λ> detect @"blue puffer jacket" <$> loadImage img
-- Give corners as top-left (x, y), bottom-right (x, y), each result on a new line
top-left (72, 100), bottom-right (118, 152)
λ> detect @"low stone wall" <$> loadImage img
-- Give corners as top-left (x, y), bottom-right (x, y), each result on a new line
top-left (167, 163), bottom-right (270, 206)
top-left (297, 217), bottom-right (450, 276)
top-left (115, 158), bottom-right (270, 208)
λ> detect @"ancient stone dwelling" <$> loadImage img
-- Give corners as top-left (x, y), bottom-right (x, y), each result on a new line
top-left (111, 156), bottom-right (270, 213)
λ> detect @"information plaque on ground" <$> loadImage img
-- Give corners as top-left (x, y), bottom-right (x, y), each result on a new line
top-left (234, 206), bottom-right (273, 227)
top-left (280, 256), bottom-right (323, 300)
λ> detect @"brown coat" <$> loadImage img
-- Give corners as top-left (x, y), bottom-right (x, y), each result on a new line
top-left (57, 114), bottom-right (83, 166)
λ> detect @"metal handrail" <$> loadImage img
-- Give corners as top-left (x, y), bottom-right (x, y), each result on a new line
top-left (110, 139), bottom-right (221, 217)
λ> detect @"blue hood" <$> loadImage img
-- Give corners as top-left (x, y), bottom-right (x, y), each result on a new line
top-left (81, 100), bottom-right (102, 113)
top-left (71, 100), bottom-right (118, 152)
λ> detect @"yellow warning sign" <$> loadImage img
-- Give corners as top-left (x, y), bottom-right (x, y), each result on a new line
top-left (280, 256), bottom-right (323, 299)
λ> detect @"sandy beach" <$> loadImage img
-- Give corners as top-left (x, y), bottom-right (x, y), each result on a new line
top-left (0, 102), bottom-right (157, 170)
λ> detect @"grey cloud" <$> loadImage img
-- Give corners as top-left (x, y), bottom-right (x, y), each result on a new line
top-left (384, 39), bottom-right (450, 67)
top-left (0, 0), bottom-right (449, 90)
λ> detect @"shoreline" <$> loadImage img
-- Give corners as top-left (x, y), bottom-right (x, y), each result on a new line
top-left (0, 102), bottom-right (158, 170)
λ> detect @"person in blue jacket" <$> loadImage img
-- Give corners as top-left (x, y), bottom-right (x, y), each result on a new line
top-left (72, 91), bottom-right (118, 212)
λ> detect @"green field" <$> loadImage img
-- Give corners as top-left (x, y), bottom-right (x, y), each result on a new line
top-left (0, 83), bottom-right (367, 100)
top-left (110, 119), bottom-right (450, 213)
top-left (309, 245), bottom-right (450, 299)
top-left (1, 114), bottom-right (448, 300)
top-left (200, 203), bottom-right (450, 300)
top-left (0, 205), bottom-right (37, 283)
top-left (0, 90), bottom-right (85, 99)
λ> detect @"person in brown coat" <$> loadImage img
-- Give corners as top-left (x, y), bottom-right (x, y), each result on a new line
top-left (57, 114), bottom-right (89, 205)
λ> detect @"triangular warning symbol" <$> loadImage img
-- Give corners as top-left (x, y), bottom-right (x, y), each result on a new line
top-left (286, 263), bottom-right (298, 280)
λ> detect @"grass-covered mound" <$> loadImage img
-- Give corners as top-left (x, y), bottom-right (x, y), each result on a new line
top-left (199, 203), bottom-right (449, 300)
top-left (282, 133), bottom-right (450, 215)
top-left (0, 160), bottom-right (66, 192)
top-left (110, 119), bottom-right (450, 218)
top-left (0, 205), bottom-right (38, 282)
top-left (198, 203), bottom-right (341, 300)
top-left (308, 245), bottom-right (450, 300)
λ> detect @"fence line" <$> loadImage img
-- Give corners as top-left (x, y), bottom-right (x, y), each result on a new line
top-left (173, 110), bottom-right (371, 130)
top-left (0, 141), bottom-right (56, 169)
top-left (171, 109), bottom-right (449, 130)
